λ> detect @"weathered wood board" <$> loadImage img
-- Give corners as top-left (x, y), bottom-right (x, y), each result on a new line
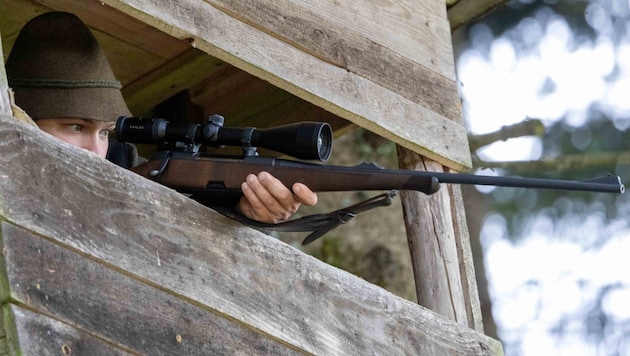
top-left (101, 0), bottom-right (472, 169)
top-left (0, 223), bottom-right (300, 355)
top-left (0, 115), bottom-right (501, 354)
top-left (4, 305), bottom-right (134, 355)
top-left (0, 34), bottom-right (10, 116)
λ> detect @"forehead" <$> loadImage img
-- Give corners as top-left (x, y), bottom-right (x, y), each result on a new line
top-left (38, 118), bottom-right (115, 126)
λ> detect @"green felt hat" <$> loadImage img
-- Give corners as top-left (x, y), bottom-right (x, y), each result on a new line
top-left (6, 11), bottom-right (131, 121)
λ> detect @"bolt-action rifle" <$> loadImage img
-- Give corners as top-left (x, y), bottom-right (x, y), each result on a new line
top-left (116, 115), bottom-right (625, 244)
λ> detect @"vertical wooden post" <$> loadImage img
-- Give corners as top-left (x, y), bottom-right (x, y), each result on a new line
top-left (0, 34), bottom-right (12, 115)
top-left (397, 145), bottom-right (483, 331)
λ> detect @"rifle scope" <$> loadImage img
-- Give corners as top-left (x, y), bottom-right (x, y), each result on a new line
top-left (115, 115), bottom-right (333, 161)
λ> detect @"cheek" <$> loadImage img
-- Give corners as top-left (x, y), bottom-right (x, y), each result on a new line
top-left (38, 126), bottom-right (78, 145)
top-left (96, 140), bottom-right (109, 158)
top-left (53, 133), bottom-right (83, 147)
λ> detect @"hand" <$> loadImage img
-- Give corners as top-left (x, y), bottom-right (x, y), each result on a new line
top-left (238, 171), bottom-right (318, 223)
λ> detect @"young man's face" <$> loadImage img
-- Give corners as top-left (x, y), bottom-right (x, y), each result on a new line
top-left (36, 118), bottom-right (115, 158)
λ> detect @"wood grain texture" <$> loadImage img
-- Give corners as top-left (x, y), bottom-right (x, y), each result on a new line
top-left (0, 304), bottom-right (7, 355)
top-left (4, 305), bottom-right (133, 356)
top-left (0, 115), bottom-right (501, 354)
top-left (448, 183), bottom-right (485, 332)
top-left (207, 0), bottom-right (460, 119)
top-left (102, 0), bottom-right (472, 170)
top-left (448, 0), bottom-right (509, 31)
top-left (0, 223), bottom-right (300, 355)
top-left (122, 49), bottom-right (225, 116)
top-left (0, 35), bottom-right (9, 116)
top-left (396, 146), bottom-right (471, 325)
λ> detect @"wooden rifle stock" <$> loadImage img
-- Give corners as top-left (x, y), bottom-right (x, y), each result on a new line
top-left (131, 151), bottom-right (625, 196)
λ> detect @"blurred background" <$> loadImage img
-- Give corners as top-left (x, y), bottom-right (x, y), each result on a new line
top-left (454, 0), bottom-right (630, 354)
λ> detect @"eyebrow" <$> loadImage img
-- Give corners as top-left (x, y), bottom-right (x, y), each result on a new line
top-left (58, 118), bottom-right (115, 127)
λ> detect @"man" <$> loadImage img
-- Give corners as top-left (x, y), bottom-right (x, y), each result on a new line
top-left (6, 11), bottom-right (317, 223)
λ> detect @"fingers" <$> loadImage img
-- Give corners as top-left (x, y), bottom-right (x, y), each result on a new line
top-left (238, 171), bottom-right (306, 223)
top-left (292, 183), bottom-right (318, 206)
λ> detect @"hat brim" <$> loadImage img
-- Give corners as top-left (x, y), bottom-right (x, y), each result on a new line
top-left (13, 86), bottom-right (131, 122)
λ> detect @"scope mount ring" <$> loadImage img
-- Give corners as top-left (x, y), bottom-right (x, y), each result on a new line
top-left (241, 127), bottom-right (258, 157)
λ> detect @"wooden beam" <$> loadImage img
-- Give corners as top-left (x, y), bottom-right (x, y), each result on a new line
top-left (101, 0), bottom-right (472, 170)
top-left (207, 0), bottom-right (459, 119)
top-left (448, 183), bottom-right (485, 331)
top-left (5, 305), bottom-right (137, 354)
top-left (1, 223), bottom-right (300, 355)
top-left (0, 35), bottom-right (10, 115)
top-left (396, 146), bottom-right (483, 330)
top-left (122, 49), bottom-right (225, 116)
top-left (448, 0), bottom-right (510, 31)
top-left (191, 66), bottom-right (350, 131)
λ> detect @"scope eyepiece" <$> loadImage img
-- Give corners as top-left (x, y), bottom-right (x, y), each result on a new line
top-left (116, 116), bottom-right (333, 161)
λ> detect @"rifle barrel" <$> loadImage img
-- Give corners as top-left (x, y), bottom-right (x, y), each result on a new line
top-left (432, 172), bottom-right (625, 194)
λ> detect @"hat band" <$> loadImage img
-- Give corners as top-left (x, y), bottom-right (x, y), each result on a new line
top-left (8, 77), bottom-right (122, 89)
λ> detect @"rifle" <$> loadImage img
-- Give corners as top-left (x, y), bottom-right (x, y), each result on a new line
top-left (116, 116), bottom-right (625, 244)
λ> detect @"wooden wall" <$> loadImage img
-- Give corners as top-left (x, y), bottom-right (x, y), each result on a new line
top-left (100, 0), bottom-right (471, 169)
top-left (0, 115), bottom-right (501, 354)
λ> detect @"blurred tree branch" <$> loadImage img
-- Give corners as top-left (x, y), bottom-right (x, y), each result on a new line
top-left (473, 151), bottom-right (630, 174)
top-left (468, 119), bottom-right (630, 173)
top-left (468, 119), bottom-right (545, 152)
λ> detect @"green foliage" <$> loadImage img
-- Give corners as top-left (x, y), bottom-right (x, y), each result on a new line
top-left (351, 129), bottom-right (397, 163)
top-left (313, 236), bottom-right (358, 269)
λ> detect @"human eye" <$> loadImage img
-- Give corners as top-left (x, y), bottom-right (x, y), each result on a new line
top-left (99, 128), bottom-right (112, 139)
top-left (101, 124), bottom-right (116, 140)
top-left (67, 123), bottom-right (83, 132)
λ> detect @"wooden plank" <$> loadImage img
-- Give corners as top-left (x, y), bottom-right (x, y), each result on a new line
top-left (102, 0), bottom-right (471, 170)
top-left (190, 66), bottom-right (350, 131)
top-left (448, 0), bottom-right (509, 32)
top-left (208, 0), bottom-right (460, 121)
top-left (3, 305), bottom-right (132, 355)
top-left (0, 115), bottom-right (501, 354)
top-left (0, 302), bottom-right (7, 355)
top-left (0, 222), bottom-right (300, 355)
top-left (122, 49), bottom-right (225, 116)
top-left (396, 147), bottom-right (471, 325)
top-left (448, 183), bottom-right (485, 332)
top-left (0, 34), bottom-right (10, 115)
top-left (91, 28), bottom-right (167, 86)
